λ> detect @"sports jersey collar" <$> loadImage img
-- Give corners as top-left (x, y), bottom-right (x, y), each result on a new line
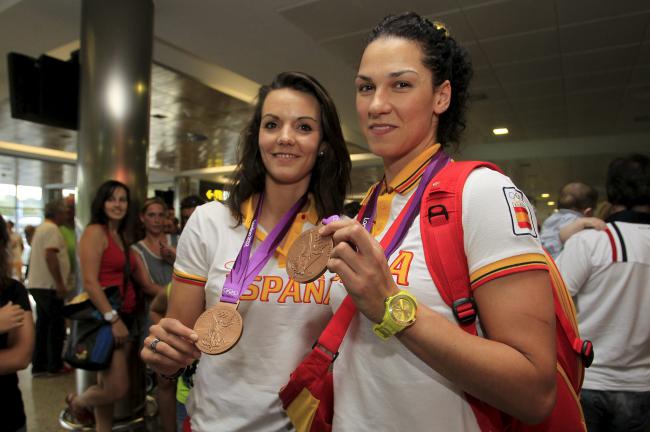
top-left (242, 193), bottom-right (319, 265)
top-left (381, 144), bottom-right (441, 195)
top-left (607, 210), bottom-right (650, 225)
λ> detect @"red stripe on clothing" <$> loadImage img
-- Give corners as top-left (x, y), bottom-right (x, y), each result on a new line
top-left (605, 228), bottom-right (617, 262)
top-left (172, 273), bottom-right (206, 287)
top-left (471, 264), bottom-right (548, 290)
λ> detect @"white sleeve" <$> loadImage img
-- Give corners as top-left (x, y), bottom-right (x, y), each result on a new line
top-left (462, 168), bottom-right (544, 276)
top-left (555, 234), bottom-right (592, 296)
top-left (43, 224), bottom-right (62, 251)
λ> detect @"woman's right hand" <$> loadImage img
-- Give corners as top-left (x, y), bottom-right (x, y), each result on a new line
top-left (141, 318), bottom-right (201, 376)
top-left (0, 302), bottom-right (24, 334)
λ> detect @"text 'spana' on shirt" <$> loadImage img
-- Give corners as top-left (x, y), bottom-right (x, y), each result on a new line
top-left (173, 196), bottom-right (332, 432)
top-left (330, 145), bottom-right (547, 431)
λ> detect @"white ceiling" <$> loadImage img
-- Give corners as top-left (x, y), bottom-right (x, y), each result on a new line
top-left (0, 0), bottom-right (649, 220)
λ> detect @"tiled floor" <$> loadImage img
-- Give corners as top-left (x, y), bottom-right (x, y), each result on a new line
top-left (18, 365), bottom-right (76, 432)
top-left (17, 365), bottom-right (160, 431)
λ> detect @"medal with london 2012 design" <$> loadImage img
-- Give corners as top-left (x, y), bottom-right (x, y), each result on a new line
top-left (193, 192), bottom-right (307, 355)
top-left (194, 303), bottom-right (243, 354)
top-left (287, 224), bottom-right (333, 283)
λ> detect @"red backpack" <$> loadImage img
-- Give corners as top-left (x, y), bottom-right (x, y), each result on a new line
top-left (421, 161), bottom-right (592, 431)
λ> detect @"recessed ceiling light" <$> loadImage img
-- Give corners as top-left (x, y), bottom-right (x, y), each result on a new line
top-left (493, 128), bottom-right (509, 135)
top-left (547, 201), bottom-right (556, 206)
top-left (540, 193), bottom-right (550, 198)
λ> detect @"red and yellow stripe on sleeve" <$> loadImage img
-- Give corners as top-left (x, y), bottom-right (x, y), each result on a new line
top-left (470, 253), bottom-right (548, 290)
top-left (172, 269), bottom-right (207, 287)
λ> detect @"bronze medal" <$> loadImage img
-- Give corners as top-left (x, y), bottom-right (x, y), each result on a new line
top-left (193, 302), bottom-right (243, 355)
top-left (286, 225), bottom-right (333, 283)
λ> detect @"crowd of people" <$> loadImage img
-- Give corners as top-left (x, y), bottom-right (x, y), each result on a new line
top-left (0, 10), bottom-right (648, 432)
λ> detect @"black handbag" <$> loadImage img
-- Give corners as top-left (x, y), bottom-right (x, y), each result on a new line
top-left (63, 286), bottom-right (123, 371)
top-left (63, 316), bottom-right (114, 371)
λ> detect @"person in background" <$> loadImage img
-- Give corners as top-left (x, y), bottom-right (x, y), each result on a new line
top-left (60, 195), bottom-right (76, 294)
top-left (22, 225), bottom-right (35, 279)
top-left (132, 197), bottom-right (173, 299)
top-left (23, 225), bottom-right (35, 247)
top-left (342, 201), bottom-right (361, 218)
top-left (540, 182), bottom-right (603, 258)
top-left (141, 71), bottom-right (351, 431)
top-left (320, 12), bottom-right (556, 430)
top-left (146, 193), bottom-right (204, 431)
top-left (7, 221), bottom-right (24, 281)
top-left (132, 197), bottom-right (176, 432)
top-left (0, 215), bottom-right (35, 432)
top-left (65, 180), bottom-right (139, 432)
top-left (27, 200), bottom-right (70, 377)
top-left (158, 195), bottom-right (205, 268)
top-left (179, 195), bottom-right (206, 233)
top-left (557, 154), bottom-right (650, 432)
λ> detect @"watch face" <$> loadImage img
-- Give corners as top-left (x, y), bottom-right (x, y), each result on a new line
top-left (388, 294), bottom-right (416, 325)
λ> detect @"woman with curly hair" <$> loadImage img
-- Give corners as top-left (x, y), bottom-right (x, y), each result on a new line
top-left (321, 12), bottom-right (557, 431)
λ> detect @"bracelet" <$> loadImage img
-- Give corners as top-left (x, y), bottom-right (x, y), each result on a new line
top-left (110, 315), bottom-right (121, 324)
top-left (160, 367), bottom-right (184, 381)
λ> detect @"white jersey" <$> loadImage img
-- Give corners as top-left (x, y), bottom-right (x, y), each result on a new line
top-left (173, 197), bottom-right (333, 432)
top-left (331, 147), bottom-right (547, 431)
top-left (26, 220), bottom-right (70, 290)
top-left (556, 214), bottom-right (650, 391)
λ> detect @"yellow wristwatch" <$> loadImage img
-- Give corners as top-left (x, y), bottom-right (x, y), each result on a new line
top-left (372, 290), bottom-right (418, 340)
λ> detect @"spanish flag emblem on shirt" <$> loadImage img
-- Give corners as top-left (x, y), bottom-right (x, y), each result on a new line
top-left (503, 187), bottom-right (538, 237)
top-left (514, 204), bottom-right (532, 229)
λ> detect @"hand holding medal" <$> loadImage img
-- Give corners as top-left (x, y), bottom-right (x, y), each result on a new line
top-left (286, 215), bottom-right (340, 283)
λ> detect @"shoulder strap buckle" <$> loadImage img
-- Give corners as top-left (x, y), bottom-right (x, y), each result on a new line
top-left (452, 297), bottom-right (477, 325)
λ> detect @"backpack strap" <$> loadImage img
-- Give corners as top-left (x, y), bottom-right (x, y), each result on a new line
top-left (420, 161), bottom-right (505, 431)
top-left (420, 161), bottom-right (501, 333)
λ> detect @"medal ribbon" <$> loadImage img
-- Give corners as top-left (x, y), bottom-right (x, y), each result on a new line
top-left (315, 150), bottom-right (450, 355)
top-left (358, 150), bottom-right (451, 255)
top-left (221, 193), bottom-right (308, 304)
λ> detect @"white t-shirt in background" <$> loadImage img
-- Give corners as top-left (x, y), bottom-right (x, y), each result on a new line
top-left (27, 220), bottom-right (70, 290)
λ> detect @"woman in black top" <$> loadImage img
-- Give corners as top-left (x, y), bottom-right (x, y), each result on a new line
top-left (0, 216), bottom-right (34, 432)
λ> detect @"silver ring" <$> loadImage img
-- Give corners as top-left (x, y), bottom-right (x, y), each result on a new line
top-left (150, 338), bottom-right (161, 354)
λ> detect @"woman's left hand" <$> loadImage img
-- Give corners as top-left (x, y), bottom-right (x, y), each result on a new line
top-left (320, 218), bottom-right (398, 323)
top-left (111, 319), bottom-right (129, 347)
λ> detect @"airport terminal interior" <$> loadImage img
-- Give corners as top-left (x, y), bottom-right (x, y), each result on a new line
top-left (1, 0), bottom-right (649, 431)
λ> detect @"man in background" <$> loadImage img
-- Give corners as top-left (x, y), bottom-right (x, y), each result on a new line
top-left (27, 200), bottom-right (70, 377)
top-left (59, 195), bottom-right (76, 294)
top-left (540, 182), bottom-right (602, 258)
top-left (557, 154), bottom-right (650, 431)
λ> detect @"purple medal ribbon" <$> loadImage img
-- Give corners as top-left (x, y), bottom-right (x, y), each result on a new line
top-left (221, 193), bottom-right (308, 304)
top-left (358, 150), bottom-right (451, 257)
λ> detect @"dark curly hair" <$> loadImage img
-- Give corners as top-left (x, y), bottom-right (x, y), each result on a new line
top-left (226, 71), bottom-right (351, 224)
top-left (606, 154), bottom-right (649, 208)
top-left (365, 12), bottom-right (473, 146)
